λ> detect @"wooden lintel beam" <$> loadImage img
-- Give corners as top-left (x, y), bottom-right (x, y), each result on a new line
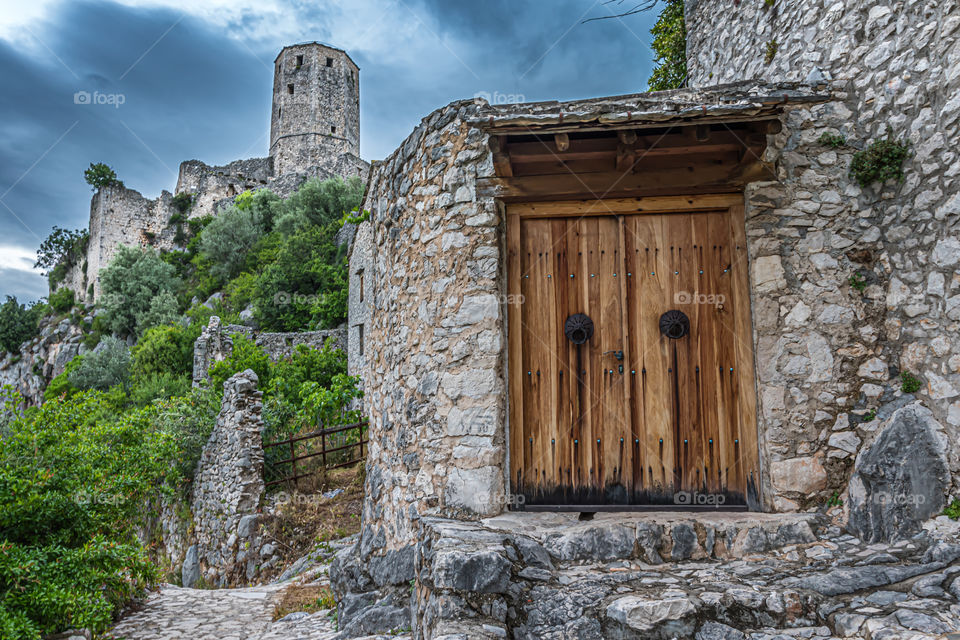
top-left (478, 162), bottom-right (745, 200)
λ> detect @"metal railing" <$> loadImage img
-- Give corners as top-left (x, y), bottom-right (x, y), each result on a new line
top-left (263, 419), bottom-right (367, 488)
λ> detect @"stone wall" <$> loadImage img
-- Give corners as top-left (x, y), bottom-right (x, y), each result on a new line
top-left (187, 369), bottom-right (270, 587)
top-left (191, 315), bottom-right (347, 387)
top-left (176, 158), bottom-right (273, 219)
top-left (347, 99), bottom-right (506, 560)
top-left (685, 0), bottom-right (960, 506)
top-left (347, 220), bottom-right (373, 379)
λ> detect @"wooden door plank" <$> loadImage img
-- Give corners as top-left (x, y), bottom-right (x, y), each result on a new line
top-left (507, 213), bottom-right (524, 495)
top-left (598, 216), bottom-right (625, 491)
top-left (727, 203), bottom-right (760, 501)
top-left (617, 215), bottom-right (636, 496)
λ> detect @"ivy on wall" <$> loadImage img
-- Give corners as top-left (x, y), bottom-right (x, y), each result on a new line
top-left (648, 0), bottom-right (687, 90)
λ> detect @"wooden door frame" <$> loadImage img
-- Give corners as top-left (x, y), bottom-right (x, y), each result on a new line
top-left (504, 192), bottom-right (763, 511)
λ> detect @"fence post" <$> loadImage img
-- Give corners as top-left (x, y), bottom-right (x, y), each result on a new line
top-left (289, 438), bottom-right (298, 491)
top-left (321, 421), bottom-right (328, 470)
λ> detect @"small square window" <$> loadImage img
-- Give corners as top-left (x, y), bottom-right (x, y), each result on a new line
top-left (287, 84), bottom-right (294, 95)
top-left (330, 125), bottom-right (336, 133)
top-left (295, 54), bottom-right (303, 67)
top-left (325, 57), bottom-right (333, 67)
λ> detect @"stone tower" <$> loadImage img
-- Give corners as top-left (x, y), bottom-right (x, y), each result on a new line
top-left (269, 42), bottom-right (361, 177)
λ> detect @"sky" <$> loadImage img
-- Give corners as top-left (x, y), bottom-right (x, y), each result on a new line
top-left (0, 0), bottom-right (661, 302)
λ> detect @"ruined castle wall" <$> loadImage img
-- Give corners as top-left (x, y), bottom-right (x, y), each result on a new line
top-left (176, 158), bottom-right (273, 219)
top-left (686, 0), bottom-right (960, 503)
top-left (349, 100), bottom-right (506, 556)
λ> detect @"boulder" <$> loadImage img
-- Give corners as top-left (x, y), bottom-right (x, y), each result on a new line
top-left (847, 403), bottom-right (950, 542)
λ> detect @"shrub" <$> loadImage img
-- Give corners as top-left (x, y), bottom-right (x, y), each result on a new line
top-left (900, 371), bottom-right (922, 394)
top-left (818, 132), bottom-right (847, 148)
top-left (208, 334), bottom-right (271, 392)
top-left (0, 297), bottom-right (43, 354)
top-left (197, 205), bottom-right (266, 283)
top-left (296, 374), bottom-right (363, 428)
top-left (648, 0), bottom-right (686, 91)
top-left (151, 388), bottom-right (221, 485)
top-left (135, 290), bottom-right (180, 336)
top-left (129, 372), bottom-right (191, 407)
top-left (171, 192), bottom-right (194, 214)
top-left (132, 323), bottom-right (198, 379)
top-left (272, 176), bottom-right (365, 235)
top-left (849, 130), bottom-right (910, 187)
top-left (43, 355), bottom-right (85, 401)
top-left (225, 271), bottom-right (259, 312)
top-left (0, 391), bottom-right (177, 637)
top-left (252, 224), bottom-right (348, 331)
top-left (68, 336), bottom-right (131, 392)
top-left (764, 39), bottom-right (779, 64)
top-left (945, 499), bottom-right (960, 521)
top-left (83, 162), bottom-right (123, 191)
top-left (99, 245), bottom-right (180, 337)
top-left (48, 287), bottom-right (75, 313)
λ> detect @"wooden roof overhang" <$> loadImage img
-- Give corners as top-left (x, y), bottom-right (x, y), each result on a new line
top-left (470, 89), bottom-right (830, 203)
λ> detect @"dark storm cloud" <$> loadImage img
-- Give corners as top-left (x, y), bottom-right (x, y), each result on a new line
top-left (0, 0), bottom-right (660, 302)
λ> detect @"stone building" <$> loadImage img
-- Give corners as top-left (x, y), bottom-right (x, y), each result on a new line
top-left (338, 0), bottom-right (960, 636)
top-left (60, 42), bottom-right (368, 303)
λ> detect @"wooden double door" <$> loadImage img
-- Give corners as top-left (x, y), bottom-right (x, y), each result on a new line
top-left (506, 196), bottom-right (759, 509)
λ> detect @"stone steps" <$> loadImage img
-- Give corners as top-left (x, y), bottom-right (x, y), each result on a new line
top-left (414, 515), bottom-right (960, 639)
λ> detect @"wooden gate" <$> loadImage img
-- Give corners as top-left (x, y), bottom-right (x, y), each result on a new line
top-left (507, 195), bottom-right (759, 509)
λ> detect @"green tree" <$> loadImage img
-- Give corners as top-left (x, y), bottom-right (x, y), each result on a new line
top-left (83, 162), bottom-right (123, 191)
top-left (99, 245), bottom-right (180, 337)
top-left (132, 323), bottom-right (198, 380)
top-left (648, 0), bottom-right (687, 91)
top-left (34, 227), bottom-right (89, 285)
top-left (47, 287), bottom-right (75, 313)
top-left (197, 205), bottom-right (266, 283)
top-left (0, 297), bottom-right (42, 353)
top-left (273, 176), bottom-right (365, 235)
top-left (252, 223), bottom-right (348, 331)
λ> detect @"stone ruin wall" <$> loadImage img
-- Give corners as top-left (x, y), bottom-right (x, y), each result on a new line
top-left (349, 100), bottom-right (506, 559)
top-left (191, 315), bottom-right (347, 387)
top-left (686, 0), bottom-right (960, 504)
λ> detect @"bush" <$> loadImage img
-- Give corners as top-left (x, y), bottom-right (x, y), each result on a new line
top-left (135, 289), bottom-right (180, 335)
top-left (197, 205), bottom-right (266, 283)
top-left (252, 224), bottom-right (348, 331)
top-left (35, 227), bottom-right (88, 273)
top-left (129, 372), bottom-right (191, 407)
top-left (648, 0), bottom-right (686, 91)
top-left (272, 176), bottom-right (364, 235)
top-left (68, 336), bottom-right (131, 392)
top-left (132, 323), bottom-right (198, 380)
top-left (849, 130), bottom-right (910, 187)
top-left (99, 245), bottom-right (180, 337)
top-left (43, 355), bottom-right (85, 401)
top-left (83, 162), bottom-right (123, 191)
top-left (171, 192), bottom-right (194, 214)
top-left (151, 388), bottom-right (221, 485)
top-left (0, 297), bottom-right (42, 354)
top-left (208, 334), bottom-right (271, 392)
top-left (48, 287), bottom-right (75, 313)
top-left (0, 391), bottom-right (176, 637)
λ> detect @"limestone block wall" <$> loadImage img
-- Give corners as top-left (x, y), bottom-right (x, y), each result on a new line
top-left (686, 0), bottom-right (960, 504)
top-left (189, 369), bottom-right (266, 587)
top-left (349, 100), bottom-right (506, 555)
